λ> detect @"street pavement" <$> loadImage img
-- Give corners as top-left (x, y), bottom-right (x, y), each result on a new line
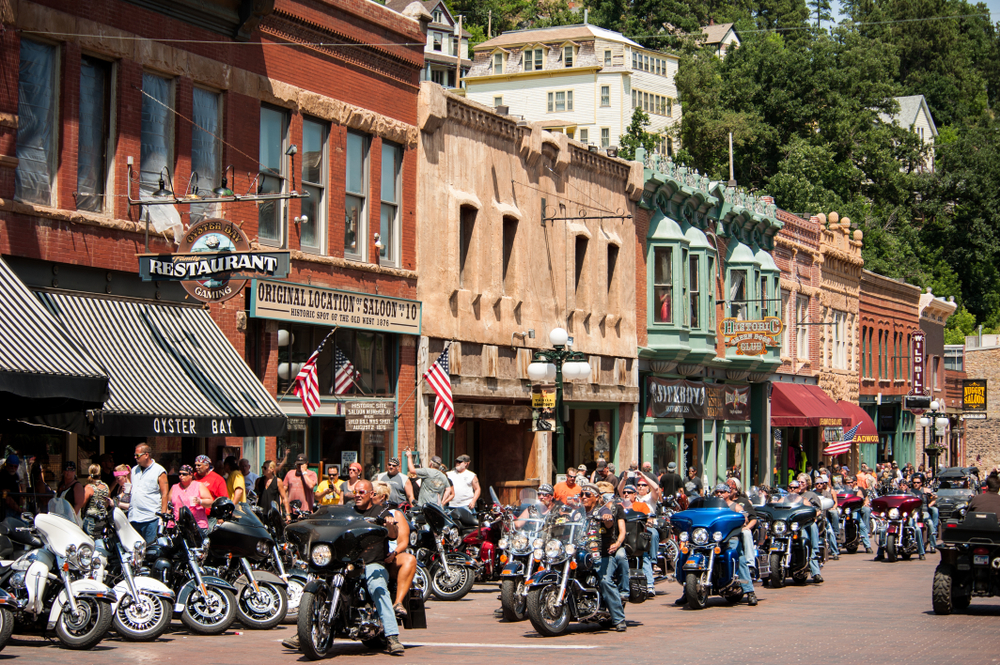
top-left (6, 553), bottom-right (1000, 664)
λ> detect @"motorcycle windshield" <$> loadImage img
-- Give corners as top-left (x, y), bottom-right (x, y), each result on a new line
top-left (545, 508), bottom-right (585, 546)
top-left (233, 501), bottom-right (265, 528)
top-left (46, 497), bottom-right (80, 525)
top-left (771, 494), bottom-right (804, 507)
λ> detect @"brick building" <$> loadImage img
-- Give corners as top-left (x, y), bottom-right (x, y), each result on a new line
top-left (0, 0), bottom-right (426, 480)
top-left (917, 289), bottom-right (957, 469)
top-left (858, 269), bottom-right (922, 467)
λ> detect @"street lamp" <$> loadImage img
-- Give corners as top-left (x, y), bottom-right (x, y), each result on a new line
top-left (919, 400), bottom-right (950, 471)
top-left (527, 327), bottom-right (591, 474)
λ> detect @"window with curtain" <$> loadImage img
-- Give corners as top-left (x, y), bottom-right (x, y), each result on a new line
top-left (833, 310), bottom-right (847, 369)
top-left (601, 85), bottom-right (610, 106)
top-left (730, 269), bottom-right (747, 320)
top-left (653, 247), bottom-right (672, 324)
top-left (690, 255), bottom-right (700, 329)
top-left (16, 39), bottom-right (57, 205)
top-left (140, 73), bottom-right (173, 198)
top-left (563, 45), bottom-right (574, 67)
top-left (380, 141), bottom-right (402, 265)
top-left (299, 118), bottom-right (327, 253)
top-left (190, 88), bottom-right (221, 224)
top-left (77, 56), bottom-right (112, 212)
top-left (601, 128), bottom-right (609, 148)
top-left (345, 131), bottom-right (369, 259)
top-left (258, 106), bottom-right (287, 245)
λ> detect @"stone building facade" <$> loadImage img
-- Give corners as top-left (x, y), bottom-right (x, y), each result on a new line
top-left (961, 346), bottom-right (999, 470)
top-left (0, 0), bottom-right (425, 478)
top-left (414, 82), bottom-right (642, 498)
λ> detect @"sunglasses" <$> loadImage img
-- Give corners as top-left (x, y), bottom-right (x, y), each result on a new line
top-left (637, 483), bottom-right (649, 487)
top-left (623, 490), bottom-right (635, 494)
top-left (354, 490), bottom-right (369, 496)
top-left (538, 492), bottom-right (552, 497)
top-left (581, 492), bottom-right (598, 498)
top-left (179, 472), bottom-right (191, 477)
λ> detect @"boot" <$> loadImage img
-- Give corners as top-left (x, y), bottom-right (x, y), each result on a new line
top-left (674, 594), bottom-right (688, 606)
top-left (746, 592), bottom-right (758, 606)
top-left (812, 574), bottom-right (824, 584)
top-left (386, 635), bottom-right (405, 655)
top-left (281, 634), bottom-right (300, 650)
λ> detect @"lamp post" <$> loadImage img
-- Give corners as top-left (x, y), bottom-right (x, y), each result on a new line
top-left (919, 400), bottom-right (949, 472)
top-left (527, 328), bottom-right (591, 474)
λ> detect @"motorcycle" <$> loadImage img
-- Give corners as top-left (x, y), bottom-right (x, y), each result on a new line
top-left (525, 504), bottom-right (617, 636)
top-left (0, 498), bottom-right (116, 649)
top-left (671, 498), bottom-right (748, 609)
top-left (100, 507), bottom-right (175, 641)
top-left (287, 505), bottom-right (427, 660)
top-left (871, 493), bottom-right (924, 562)
top-left (204, 498), bottom-right (288, 629)
top-left (145, 505), bottom-right (238, 634)
top-left (460, 488), bottom-right (506, 584)
top-left (757, 493), bottom-right (818, 587)
top-left (257, 500), bottom-right (309, 623)
top-left (497, 488), bottom-right (546, 621)
top-left (836, 491), bottom-right (866, 554)
top-left (653, 493), bottom-right (682, 576)
top-left (409, 502), bottom-right (478, 601)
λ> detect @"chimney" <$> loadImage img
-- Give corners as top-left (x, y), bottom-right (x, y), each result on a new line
top-left (584, 9), bottom-right (589, 24)
top-left (709, 17), bottom-right (715, 26)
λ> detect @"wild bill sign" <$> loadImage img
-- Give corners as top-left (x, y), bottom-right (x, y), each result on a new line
top-left (720, 316), bottom-right (783, 356)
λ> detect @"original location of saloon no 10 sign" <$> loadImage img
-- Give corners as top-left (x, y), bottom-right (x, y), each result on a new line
top-left (137, 218), bottom-right (290, 303)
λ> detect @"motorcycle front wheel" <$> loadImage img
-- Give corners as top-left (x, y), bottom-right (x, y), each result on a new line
top-left (114, 591), bottom-right (172, 641)
top-left (886, 534), bottom-right (898, 562)
top-left (56, 597), bottom-right (114, 650)
top-left (297, 586), bottom-right (335, 660)
top-left (769, 553), bottom-right (785, 589)
top-left (684, 573), bottom-right (708, 610)
top-left (526, 584), bottom-right (570, 636)
top-left (236, 581), bottom-right (288, 630)
top-left (283, 576), bottom-right (306, 623)
top-left (500, 578), bottom-right (528, 622)
top-left (0, 607), bottom-right (12, 653)
top-left (181, 586), bottom-right (237, 635)
top-left (430, 564), bottom-right (475, 601)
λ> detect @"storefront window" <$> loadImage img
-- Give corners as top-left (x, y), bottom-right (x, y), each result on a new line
top-left (726, 432), bottom-right (747, 480)
top-left (653, 433), bottom-right (678, 474)
top-left (277, 324), bottom-right (396, 398)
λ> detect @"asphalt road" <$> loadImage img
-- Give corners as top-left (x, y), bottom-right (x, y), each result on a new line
top-left (6, 553), bottom-right (1000, 665)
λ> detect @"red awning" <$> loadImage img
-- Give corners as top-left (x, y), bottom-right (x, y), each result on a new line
top-left (836, 400), bottom-right (880, 445)
top-left (770, 383), bottom-right (847, 428)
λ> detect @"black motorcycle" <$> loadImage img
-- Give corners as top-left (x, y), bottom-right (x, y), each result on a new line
top-left (204, 498), bottom-right (288, 629)
top-left (408, 502), bottom-right (478, 601)
top-left (286, 505), bottom-right (427, 660)
top-left (256, 500), bottom-right (309, 623)
top-left (146, 506), bottom-right (238, 634)
top-left (756, 494), bottom-right (818, 587)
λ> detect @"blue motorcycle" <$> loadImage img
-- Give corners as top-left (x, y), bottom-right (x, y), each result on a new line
top-left (672, 498), bottom-right (748, 609)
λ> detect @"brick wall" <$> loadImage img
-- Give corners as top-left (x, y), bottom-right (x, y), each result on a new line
top-left (963, 347), bottom-right (1000, 469)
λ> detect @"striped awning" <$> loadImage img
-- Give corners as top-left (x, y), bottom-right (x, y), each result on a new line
top-left (0, 257), bottom-right (108, 417)
top-left (37, 291), bottom-right (286, 438)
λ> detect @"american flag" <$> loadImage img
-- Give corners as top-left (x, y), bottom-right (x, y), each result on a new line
top-left (424, 343), bottom-right (454, 431)
top-left (293, 330), bottom-right (334, 417)
top-left (333, 346), bottom-right (359, 395)
top-left (823, 422), bottom-right (860, 456)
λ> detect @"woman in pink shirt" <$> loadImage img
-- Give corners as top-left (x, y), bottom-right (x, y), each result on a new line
top-left (169, 465), bottom-right (212, 536)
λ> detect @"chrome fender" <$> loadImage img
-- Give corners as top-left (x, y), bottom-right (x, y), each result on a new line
top-left (111, 576), bottom-right (175, 610)
top-left (46, 579), bottom-right (116, 630)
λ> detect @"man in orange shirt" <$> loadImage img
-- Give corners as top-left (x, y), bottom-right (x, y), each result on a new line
top-left (553, 466), bottom-right (582, 504)
top-left (856, 463), bottom-right (870, 490)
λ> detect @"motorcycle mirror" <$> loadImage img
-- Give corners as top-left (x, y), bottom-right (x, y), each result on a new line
top-left (20, 512), bottom-right (32, 524)
top-left (489, 487), bottom-right (500, 506)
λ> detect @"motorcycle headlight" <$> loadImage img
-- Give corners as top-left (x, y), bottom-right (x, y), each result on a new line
top-left (545, 539), bottom-right (563, 558)
top-left (791, 522), bottom-right (800, 532)
top-left (312, 544), bottom-right (333, 566)
top-left (772, 520), bottom-right (787, 535)
top-left (564, 543), bottom-right (576, 556)
top-left (498, 537), bottom-right (509, 550)
top-left (513, 535), bottom-right (529, 551)
top-left (77, 544), bottom-right (94, 571)
top-left (889, 508), bottom-right (900, 520)
top-left (532, 538), bottom-right (544, 549)
top-left (880, 512), bottom-right (886, 518)
top-left (713, 531), bottom-right (723, 543)
top-left (409, 532), bottom-right (419, 547)
top-left (132, 540), bottom-right (146, 568)
top-left (679, 532), bottom-right (689, 542)
top-left (256, 539), bottom-right (270, 556)
top-left (692, 528), bottom-right (709, 545)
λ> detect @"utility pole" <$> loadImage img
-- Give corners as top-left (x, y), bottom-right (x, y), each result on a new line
top-left (455, 15), bottom-right (463, 90)
top-left (728, 132), bottom-right (736, 187)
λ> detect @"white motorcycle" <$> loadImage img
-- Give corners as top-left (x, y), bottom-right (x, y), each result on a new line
top-left (2, 499), bottom-right (116, 649)
top-left (97, 507), bottom-right (175, 640)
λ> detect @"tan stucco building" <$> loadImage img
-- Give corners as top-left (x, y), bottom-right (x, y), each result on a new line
top-left (414, 82), bottom-right (642, 497)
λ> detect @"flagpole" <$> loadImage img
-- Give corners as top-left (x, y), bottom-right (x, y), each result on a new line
top-left (395, 339), bottom-right (455, 420)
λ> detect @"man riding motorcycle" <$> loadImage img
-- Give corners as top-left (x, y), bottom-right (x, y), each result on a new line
top-left (790, 476), bottom-right (824, 583)
top-left (721, 483), bottom-right (758, 606)
top-left (815, 475), bottom-right (840, 560)
top-left (580, 483), bottom-right (627, 632)
top-left (911, 474), bottom-right (937, 553)
top-left (874, 478), bottom-right (926, 561)
top-left (843, 475), bottom-right (873, 553)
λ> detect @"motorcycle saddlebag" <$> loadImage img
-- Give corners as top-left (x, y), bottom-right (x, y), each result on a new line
top-left (404, 587), bottom-right (427, 630)
top-left (623, 512), bottom-right (651, 557)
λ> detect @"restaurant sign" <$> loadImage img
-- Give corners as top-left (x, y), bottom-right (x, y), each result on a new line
top-left (250, 279), bottom-right (422, 336)
top-left (646, 377), bottom-right (751, 420)
top-left (720, 317), bottom-right (782, 356)
top-left (963, 379), bottom-right (987, 412)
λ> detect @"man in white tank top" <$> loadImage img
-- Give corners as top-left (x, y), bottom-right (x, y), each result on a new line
top-left (447, 455), bottom-right (480, 509)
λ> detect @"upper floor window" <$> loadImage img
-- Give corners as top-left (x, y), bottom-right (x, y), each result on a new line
top-left (493, 52), bottom-right (504, 75)
top-left (433, 33), bottom-right (442, 52)
top-left (601, 85), bottom-right (610, 106)
top-left (579, 128), bottom-right (589, 144)
top-left (796, 294), bottom-right (809, 358)
top-left (300, 117), bottom-right (328, 253)
top-left (944, 346), bottom-right (963, 372)
top-left (653, 247), bottom-right (672, 324)
top-left (432, 9), bottom-right (443, 23)
top-left (379, 141), bottom-right (402, 266)
top-left (832, 310), bottom-right (848, 369)
top-left (690, 255), bottom-right (700, 329)
top-left (524, 48), bottom-right (543, 71)
top-left (729, 269), bottom-right (747, 320)
top-left (77, 56), bottom-right (113, 213)
top-left (604, 50), bottom-right (612, 67)
top-left (16, 39), bottom-right (58, 206)
top-left (502, 216), bottom-right (518, 290)
top-left (607, 244), bottom-right (618, 293)
top-left (190, 87), bottom-right (221, 224)
top-left (258, 105), bottom-right (288, 246)
top-left (547, 90), bottom-right (573, 113)
top-left (563, 45), bottom-right (574, 67)
top-left (140, 73), bottom-right (175, 209)
top-left (781, 290), bottom-right (791, 355)
top-left (344, 131), bottom-right (369, 260)
top-left (601, 128), bottom-right (609, 148)
top-left (459, 205), bottom-right (476, 287)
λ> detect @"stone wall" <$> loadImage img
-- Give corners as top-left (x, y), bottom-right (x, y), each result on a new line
top-left (963, 346), bottom-right (1000, 470)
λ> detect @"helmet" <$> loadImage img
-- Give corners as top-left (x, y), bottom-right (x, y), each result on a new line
top-left (209, 496), bottom-right (235, 520)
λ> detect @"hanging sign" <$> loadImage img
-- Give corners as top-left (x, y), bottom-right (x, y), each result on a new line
top-left (646, 377), bottom-right (751, 420)
top-left (963, 379), bottom-right (987, 412)
top-left (531, 384), bottom-right (556, 432)
top-left (344, 402), bottom-right (394, 432)
top-left (720, 317), bottom-right (782, 356)
top-left (911, 331), bottom-right (926, 395)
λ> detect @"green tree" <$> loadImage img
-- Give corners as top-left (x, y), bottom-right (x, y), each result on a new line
top-left (806, 0), bottom-right (833, 28)
top-left (944, 306), bottom-right (976, 345)
top-left (618, 107), bottom-right (660, 161)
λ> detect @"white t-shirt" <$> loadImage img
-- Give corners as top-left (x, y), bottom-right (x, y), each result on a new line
top-left (447, 468), bottom-right (476, 507)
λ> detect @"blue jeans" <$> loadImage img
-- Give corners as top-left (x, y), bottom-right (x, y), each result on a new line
top-left (612, 547), bottom-right (629, 596)
top-left (805, 523), bottom-right (821, 576)
top-left (825, 514), bottom-right (839, 556)
top-left (131, 519), bottom-right (158, 544)
top-left (859, 507), bottom-right (872, 549)
top-left (642, 527), bottom-right (660, 590)
top-left (365, 563), bottom-right (399, 637)
top-left (926, 507), bottom-right (939, 549)
top-left (730, 536), bottom-right (754, 594)
top-left (597, 555), bottom-right (625, 625)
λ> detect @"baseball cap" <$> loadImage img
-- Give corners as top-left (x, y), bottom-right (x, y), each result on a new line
top-left (596, 460), bottom-right (607, 469)
top-left (388, 457), bottom-right (400, 466)
top-left (63, 461), bottom-right (76, 471)
top-left (295, 453), bottom-right (308, 465)
top-left (456, 454), bottom-right (471, 464)
top-left (4, 455), bottom-right (19, 466)
top-left (577, 464), bottom-right (587, 472)
top-left (667, 462), bottom-right (677, 471)
top-left (623, 484), bottom-right (638, 493)
top-left (538, 483), bottom-right (554, 494)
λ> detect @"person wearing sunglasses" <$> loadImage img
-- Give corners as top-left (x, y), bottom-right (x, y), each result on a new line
top-left (316, 465), bottom-right (346, 506)
top-left (375, 458), bottom-right (409, 507)
top-left (580, 483), bottom-right (627, 632)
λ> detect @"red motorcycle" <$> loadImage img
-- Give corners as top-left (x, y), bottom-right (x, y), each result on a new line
top-left (836, 491), bottom-right (866, 554)
top-left (459, 489), bottom-right (509, 583)
top-left (872, 493), bottom-right (924, 562)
